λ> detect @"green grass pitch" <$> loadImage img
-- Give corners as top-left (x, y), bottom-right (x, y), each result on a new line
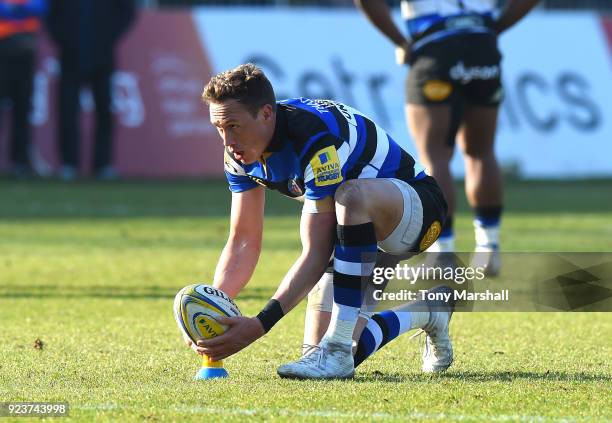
top-left (0, 178), bottom-right (611, 422)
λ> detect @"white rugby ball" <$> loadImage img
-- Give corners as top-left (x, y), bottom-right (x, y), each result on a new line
top-left (173, 284), bottom-right (241, 343)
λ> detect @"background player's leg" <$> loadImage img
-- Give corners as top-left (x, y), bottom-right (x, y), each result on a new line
top-left (457, 105), bottom-right (501, 209)
top-left (457, 105), bottom-right (502, 274)
top-left (407, 104), bottom-right (455, 251)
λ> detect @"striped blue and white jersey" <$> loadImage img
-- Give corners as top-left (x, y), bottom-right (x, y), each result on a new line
top-left (224, 98), bottom-right (426, 201)
top-left (402, 0), bottom-right (498, 51)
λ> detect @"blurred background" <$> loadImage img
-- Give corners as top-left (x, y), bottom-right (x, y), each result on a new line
top-left (0, 0), bottom-right (611, 180)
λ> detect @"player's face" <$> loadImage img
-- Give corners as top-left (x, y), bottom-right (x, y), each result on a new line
top-left (209, 99), bottom-right (275, 164)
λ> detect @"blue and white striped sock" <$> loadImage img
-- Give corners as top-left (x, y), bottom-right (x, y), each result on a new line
top-left (326, 222), bottom-right (377, 346)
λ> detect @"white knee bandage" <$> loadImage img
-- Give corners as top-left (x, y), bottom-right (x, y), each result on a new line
top-left (307, 271), bottom-right (334, 313)
top-left (307, 270), bottom-right (375, 322)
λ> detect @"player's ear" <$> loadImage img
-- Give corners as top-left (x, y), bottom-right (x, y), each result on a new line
top-left (260, 103), bottom-right (274, 121)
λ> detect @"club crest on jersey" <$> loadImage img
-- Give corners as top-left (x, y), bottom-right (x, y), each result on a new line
top-left (311, 146), bottom-right (343, 187)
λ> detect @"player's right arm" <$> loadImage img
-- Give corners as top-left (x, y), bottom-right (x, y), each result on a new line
top-left (196, 197), bottom-right (336, 361)
top-left (354, 0), bottom-right (411, 64)
top-left (213, 186), bottom-right (265, 298)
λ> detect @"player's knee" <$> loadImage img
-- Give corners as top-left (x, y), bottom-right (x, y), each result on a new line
top-left (427, 156), bottom-right (452, 171)
top-left (463, 143), bottom-right (494, 160)
top-left (424, 143), bottom-right (453, 162)
top-left (334, 180), bottom-right (365, 211)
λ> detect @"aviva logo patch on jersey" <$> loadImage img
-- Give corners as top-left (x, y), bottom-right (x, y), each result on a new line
top-left (311, 146), bottom-right (343, 187)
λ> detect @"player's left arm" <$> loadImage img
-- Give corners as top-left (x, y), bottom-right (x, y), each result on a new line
top-left (493, 0), bottom-right (540, 35)
top-left (196, 197), bottom-right (337, 361)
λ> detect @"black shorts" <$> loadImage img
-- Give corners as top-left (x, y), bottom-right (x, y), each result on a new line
top-left (407, 32), bottom-right (503, 106)
top-left (409, 175), bottom-right (448, 252)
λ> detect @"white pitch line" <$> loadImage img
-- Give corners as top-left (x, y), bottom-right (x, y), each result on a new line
top-left (75, 404), bottom-right (606, 422)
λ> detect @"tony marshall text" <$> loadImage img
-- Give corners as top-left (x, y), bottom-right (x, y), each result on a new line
top-left (373, 289), bottom-right (510, 302)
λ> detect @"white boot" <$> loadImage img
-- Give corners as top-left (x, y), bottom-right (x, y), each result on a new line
top-left (277, 336), bottom-right (355, 380)
top-left (421, 286), bottom-right (454, 373)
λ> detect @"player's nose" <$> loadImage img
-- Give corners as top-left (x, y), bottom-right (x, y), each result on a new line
top-left (222, 132), bottom-right (236, 148)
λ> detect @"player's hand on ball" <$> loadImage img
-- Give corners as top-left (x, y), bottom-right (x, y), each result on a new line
top-left (195, 316), bottom-right (265, 361)
top-left (183, 332), bottom-right (201, 354)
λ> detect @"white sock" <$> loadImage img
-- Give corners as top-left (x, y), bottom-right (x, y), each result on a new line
top-left (407, 311), bottom-right (430, 329)
top-left (474, 221), bottom-right (500, 250)
top-left (325, 303), bottom-right (359, 346)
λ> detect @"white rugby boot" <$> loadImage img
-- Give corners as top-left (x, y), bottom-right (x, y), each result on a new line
top-left (277, 336), bottom-right (355, 380)
top-left (421, 286), bottom-right (455, 373)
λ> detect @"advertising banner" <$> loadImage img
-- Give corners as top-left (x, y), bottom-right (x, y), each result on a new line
top-left (1, 9), bottom-right (610, 178)
top-left (194, 9), bottom-right (612, 178)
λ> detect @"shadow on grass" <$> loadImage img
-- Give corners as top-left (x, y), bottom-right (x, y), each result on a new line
top-left (355, 370), bottom-right (612, 383)
top-left (0, 285), bottom-right (273, 301)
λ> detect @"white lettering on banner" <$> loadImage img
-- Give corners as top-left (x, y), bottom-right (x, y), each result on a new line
top-left (162, 99), bottom-right (197, 115)
top-left (234, 53), bottom-right (393, 130)
top-left (195, 10), bottom-right (611, 177)
top-left (29, 58), bottom-right (145, 129)
top-left (151, 52), bottom-right (212, 138)
top-left (151, 54), bottom-right (191, 74)
top-left (499, 71), bottom-right (601, 133)
top-left (30, 71), bottom-right (50, 126)
top-left (158, 77), bottom-right (201, 94)
top-left (113, 72), bottom-right (145, 128)
top-left (168, 120), bottom-right (212, 137)
top-left (30, 57), bottom-right (59, 126)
